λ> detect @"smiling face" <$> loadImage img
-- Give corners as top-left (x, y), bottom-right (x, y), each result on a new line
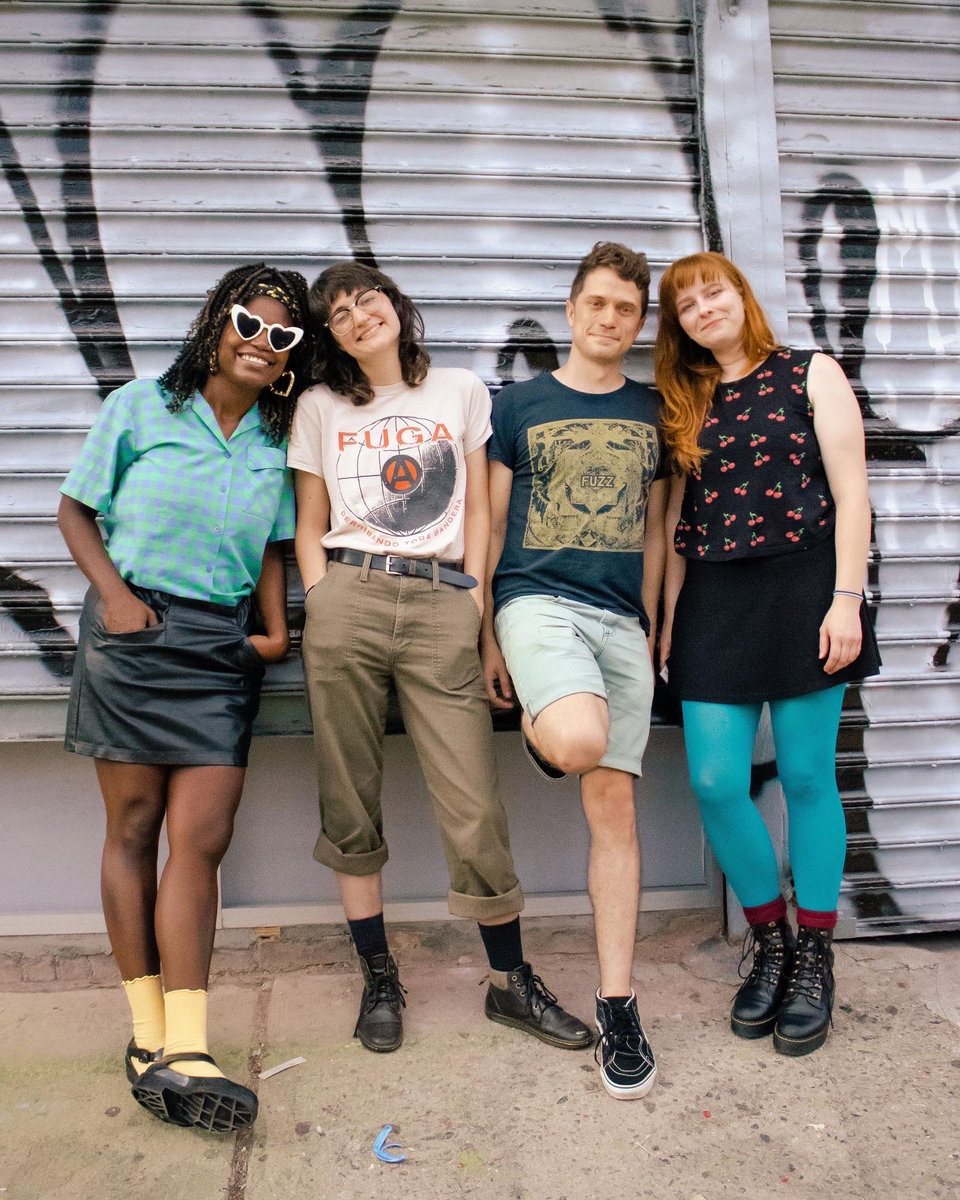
top-left (674, 271), bottom-right (747, 356)
top-left (566, 266), bottom-right (646, 367)
top-left (328, 285), bottom-right (402, 370)
top-left (213, 295), bottom-right (292, 397)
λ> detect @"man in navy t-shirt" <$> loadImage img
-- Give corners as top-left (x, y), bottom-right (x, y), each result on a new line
top-left (482, 242), bottom-right (668, 1101)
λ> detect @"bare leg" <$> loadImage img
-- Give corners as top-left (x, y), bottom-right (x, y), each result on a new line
top-left (524, 692), bottom-right (609, 776)
top-left (156, 765), bottom-right (246, 989)
top-left (580, 766), bottom-right (639, 997)
top-left (95, 760), bottom-right (168, 980)
top-left (336, 870), bottom-right (384, 921)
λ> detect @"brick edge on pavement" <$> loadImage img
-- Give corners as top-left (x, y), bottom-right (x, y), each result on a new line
top-left (0, 910), bottom-right (720, 992)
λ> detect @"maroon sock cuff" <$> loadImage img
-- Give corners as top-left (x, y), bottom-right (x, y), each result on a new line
top-left (742, 896), bottom-right (787, 926)
top-left (796, 907), bottom-right (838, 930)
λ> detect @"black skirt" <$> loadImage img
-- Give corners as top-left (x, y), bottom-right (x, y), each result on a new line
top-left (65, 584), bottom-right (266, 766)
top-left (667, 536), bottom-right (881, 704)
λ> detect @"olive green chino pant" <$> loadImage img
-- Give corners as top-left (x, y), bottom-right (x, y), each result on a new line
top-left (302, 559), bottom-right (523, 920)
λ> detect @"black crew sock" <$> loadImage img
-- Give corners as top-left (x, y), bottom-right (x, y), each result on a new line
top-left (478, 917), bottom-right (524, 972)
top-left (348, 913), bottom-right (389, 964)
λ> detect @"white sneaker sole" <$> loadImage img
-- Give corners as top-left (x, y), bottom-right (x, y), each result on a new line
top-left (598, 1062), bottom-right (657, 1100)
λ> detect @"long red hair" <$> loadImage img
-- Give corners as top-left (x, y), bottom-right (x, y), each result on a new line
top-left (654, 252), bottom-right (779, 475)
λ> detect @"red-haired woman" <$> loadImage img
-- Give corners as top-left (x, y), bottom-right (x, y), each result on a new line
top-left (655, 252), bottom-right (880, 1056)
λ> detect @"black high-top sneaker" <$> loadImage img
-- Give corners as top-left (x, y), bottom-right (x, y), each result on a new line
top-left (773, 927), bottom-right (835, 1057)
top-left (594, 991), bottom-right (657, 1100)
top-left (731, 918), bottom-right (795, 1039)
top-left (354, 953), bottom-right (407, 1052)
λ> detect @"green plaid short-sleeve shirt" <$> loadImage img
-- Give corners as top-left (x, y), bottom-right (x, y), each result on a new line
top-left (60, 378), bottom-right (295, 605)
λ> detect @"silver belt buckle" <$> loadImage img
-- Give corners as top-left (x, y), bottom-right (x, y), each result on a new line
top-left (384, 555), bottom-right (407, 575)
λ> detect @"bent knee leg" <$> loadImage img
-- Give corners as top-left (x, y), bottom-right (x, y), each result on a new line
top-left (533, 694), bottom-right (609, 774)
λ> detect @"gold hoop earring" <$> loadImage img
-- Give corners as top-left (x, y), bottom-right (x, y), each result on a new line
top-left (269, 369), bottom-right (295, 398)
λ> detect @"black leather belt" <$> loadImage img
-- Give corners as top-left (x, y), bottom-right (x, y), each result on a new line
top-left (328, 548), bottom-right (477, 589)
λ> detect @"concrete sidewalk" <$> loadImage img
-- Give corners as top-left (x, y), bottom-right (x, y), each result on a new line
top-left (1, 912), bottom-right (958, 1200)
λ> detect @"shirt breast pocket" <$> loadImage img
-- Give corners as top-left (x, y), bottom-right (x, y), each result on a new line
top-left (240, 446), bottom-right (288, 525)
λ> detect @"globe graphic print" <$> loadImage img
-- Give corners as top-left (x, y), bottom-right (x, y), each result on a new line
top-left (337, 414), bottom-right (458, 537)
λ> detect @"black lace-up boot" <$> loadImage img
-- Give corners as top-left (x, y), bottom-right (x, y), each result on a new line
top-left (773, 926), bottom-right (835, 1056)
top-left (730, 917), bottom-right (795, 1039)
top-left (485, 963), bottom-right (593, 1049)
top-left (354, 953), bottom-right (407, 1053)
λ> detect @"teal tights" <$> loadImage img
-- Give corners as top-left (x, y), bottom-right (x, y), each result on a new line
top-left (681, 686), bottom-right (847, 911)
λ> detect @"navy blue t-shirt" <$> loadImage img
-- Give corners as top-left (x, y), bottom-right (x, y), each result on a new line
top-left (488, 372), bottom-right (666, 630)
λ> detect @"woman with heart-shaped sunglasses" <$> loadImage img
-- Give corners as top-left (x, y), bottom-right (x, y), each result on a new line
top-left (57, 263), bottom-right (313, 1132)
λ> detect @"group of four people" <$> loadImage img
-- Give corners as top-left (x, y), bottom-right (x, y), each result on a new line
top-left (58, 243), bottom-right (879, 1132)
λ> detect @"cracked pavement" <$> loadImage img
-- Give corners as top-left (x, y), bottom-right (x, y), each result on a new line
top-left (1, 912), bottom-right (958, 1199)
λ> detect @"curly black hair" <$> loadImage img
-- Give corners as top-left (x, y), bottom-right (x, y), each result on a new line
top-left (157, 264), bottom-right (313, 445)
top-left (308, 262), bottom-right (430, 406)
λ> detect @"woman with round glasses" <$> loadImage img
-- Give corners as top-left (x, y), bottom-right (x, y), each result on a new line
top-left (288, 262), bottom-right (591, 1057)
top-left (58, 263), bottom-right (312, 1131)
top-left (655, 252), bottom-right (880, 1056)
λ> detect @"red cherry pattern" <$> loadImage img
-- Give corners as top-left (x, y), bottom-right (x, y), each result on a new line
top-left (676, 350), bottom-right (835, 561)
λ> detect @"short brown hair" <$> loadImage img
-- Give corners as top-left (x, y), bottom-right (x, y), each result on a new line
top-left (569, 242), bottom-right (651, 316)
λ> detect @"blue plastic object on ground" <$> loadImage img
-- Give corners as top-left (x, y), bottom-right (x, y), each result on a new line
top-left (373, 1124), bottom-right (406, 1163)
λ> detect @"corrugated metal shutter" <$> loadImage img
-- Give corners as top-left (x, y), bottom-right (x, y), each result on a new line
top-left (0, 0), bottom-right (706, 739)
top-left (770, 0), bottom-right (960, 932)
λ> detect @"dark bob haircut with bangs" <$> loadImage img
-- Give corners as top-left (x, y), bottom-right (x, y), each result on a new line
top-left (309, 262), bottom-right (430, 406)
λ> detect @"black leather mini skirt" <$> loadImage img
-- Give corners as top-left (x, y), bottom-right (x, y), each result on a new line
top-left (65, 584), bottom-right (266, 766)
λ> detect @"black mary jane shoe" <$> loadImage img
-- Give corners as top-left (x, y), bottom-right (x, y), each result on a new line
top-left (131, 1052), bottom-right (259, 1132)
top-left (124, 1039), bottom-right (164, 1085)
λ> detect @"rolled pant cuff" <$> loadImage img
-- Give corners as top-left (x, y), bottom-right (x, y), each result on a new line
top-left (448, 882), bottom-right (525, 921)
top-left (313, 834), bottom-right (389, 876)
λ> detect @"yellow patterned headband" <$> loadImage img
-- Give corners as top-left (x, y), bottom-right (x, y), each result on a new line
top-left (248, 280), bottom-right (302, 323)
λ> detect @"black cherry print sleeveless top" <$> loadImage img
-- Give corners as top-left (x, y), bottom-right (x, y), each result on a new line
top-left (675, 349), bottom-right (835, 561)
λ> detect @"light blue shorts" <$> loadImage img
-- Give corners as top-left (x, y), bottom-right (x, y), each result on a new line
top-left (494, 594), bottom-right (655, 777)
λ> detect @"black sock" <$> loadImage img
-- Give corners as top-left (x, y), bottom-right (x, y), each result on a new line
top-left (348, 913), bottom-right (389, 964)
top-left (478, 917), bottom-right (524, 972)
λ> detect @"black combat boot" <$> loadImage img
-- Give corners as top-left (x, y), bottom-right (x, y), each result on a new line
top-left (731, 918), bottom-right (795, 1039)
top-left (773, 926), bottom-right (835, 1056)
top-left (354, 953), bottom-right (406, 1053)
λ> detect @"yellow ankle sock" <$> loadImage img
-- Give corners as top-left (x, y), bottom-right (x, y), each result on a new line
top-left (163, 988), bottom-right (224, 1079)
top-left (121, 975), bottom-right (165, 1062)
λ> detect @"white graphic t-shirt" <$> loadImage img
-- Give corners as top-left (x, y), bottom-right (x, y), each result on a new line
top-left (288, 368), bottom-right (492, 560)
